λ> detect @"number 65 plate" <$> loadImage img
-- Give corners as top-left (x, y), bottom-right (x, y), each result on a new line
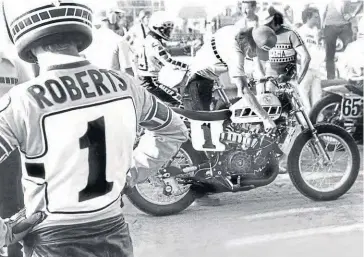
top-left (341, 95), bottom-right (363, 118)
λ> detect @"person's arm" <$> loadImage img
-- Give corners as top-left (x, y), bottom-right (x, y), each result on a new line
top-left (0, 210), bottom-right (46, 248)
top-left (151, 40), bottom-right (189, 71)
top-left (122, 74), bottom-right (189, 186)
top-left (253, 57), bottom-right (266, 78)
top-left (321, 4), bottom-right (328, 29)
top-left (0, 95), bottom-right (46, 248)
top-left (344, 1), bottom-right (363, 20)
top-left (123, 26), bottom-right (138, 54)
top-left (290, 30), bottom-right (311, 84)
top-left (352, 1), bottom-right (363, 17)
top-left (227, 43), bottom-right (276, 129)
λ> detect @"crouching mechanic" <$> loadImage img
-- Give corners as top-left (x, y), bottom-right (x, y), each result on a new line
top-left (0, 1), bottom-right (188, 256)
top-left (137, 11), bottom-right (189, 107)
top-left (188, 24), bottom-right (278, 130)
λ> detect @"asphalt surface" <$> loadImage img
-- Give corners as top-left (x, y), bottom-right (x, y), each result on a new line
top-left (124, 146), bottom-right (363, 257)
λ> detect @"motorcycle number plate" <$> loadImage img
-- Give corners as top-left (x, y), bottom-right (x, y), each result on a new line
top-left (189, 120), bottom-right (226, 152)
top-left (341, 95), bottom-right (363, 118)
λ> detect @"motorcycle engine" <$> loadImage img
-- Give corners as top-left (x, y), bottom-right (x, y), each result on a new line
top-left (224, 150), bottom-right (252, 175)
top-left (219, 124), bottom-right (278, 176)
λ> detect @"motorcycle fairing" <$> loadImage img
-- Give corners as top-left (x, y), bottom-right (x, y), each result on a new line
top-left (230, 93), bottom-right (282, 123)
top-left (324, 84), bottom-right (363, 97)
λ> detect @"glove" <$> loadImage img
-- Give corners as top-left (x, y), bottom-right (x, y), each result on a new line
top-left (1, 209), bottom-right (47, 247)
top-left (121, 168), bottom-right (138, 196)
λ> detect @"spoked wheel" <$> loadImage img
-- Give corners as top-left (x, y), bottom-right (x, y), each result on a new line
top-left (127, 142), bottom-right (199, 216)
top-left (288, 124), bottom-right (360, 201)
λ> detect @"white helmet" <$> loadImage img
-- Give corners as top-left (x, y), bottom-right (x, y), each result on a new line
top-left (148, 11), bottom-right (174, 40)
top-left (2, 0), bottom-right (93, 63)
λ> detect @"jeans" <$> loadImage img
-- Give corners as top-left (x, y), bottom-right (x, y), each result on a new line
top-left (324, 23), bottom-right (353, 80)
top-left (23, 215), bottom-right (133, 257)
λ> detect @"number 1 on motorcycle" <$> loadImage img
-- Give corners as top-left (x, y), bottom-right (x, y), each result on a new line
top-left (189, 120), bottom-right (226, 152)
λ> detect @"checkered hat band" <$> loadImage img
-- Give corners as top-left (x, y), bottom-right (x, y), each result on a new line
top-left (9, 4), bottom-right (92, 42)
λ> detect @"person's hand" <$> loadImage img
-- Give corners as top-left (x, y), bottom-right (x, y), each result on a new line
top-left (263, 118), bottom-right (277, 133)
top-left (121, 168), bottom-right (138, 196)
top-left (1, 209), bottom-right (46, 247)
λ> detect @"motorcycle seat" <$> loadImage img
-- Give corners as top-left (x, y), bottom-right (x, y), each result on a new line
top-left (171, 108), bottom-right (231, 121)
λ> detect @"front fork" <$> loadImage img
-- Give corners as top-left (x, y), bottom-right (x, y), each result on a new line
top-left (291, 88), bottom-right (331, 163)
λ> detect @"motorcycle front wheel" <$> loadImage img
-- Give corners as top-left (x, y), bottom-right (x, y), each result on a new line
top-left (288, 124), bottom-right (360, 201)
top-left (127, 142), bottom-right (200, 216)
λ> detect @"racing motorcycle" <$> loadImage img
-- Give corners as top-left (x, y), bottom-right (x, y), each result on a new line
top-left (127, 68), bottom-right (360, 216)
top-left (310, 81), bottom-right (363, 143)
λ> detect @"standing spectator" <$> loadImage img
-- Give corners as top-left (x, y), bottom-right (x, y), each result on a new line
top-left (297, 7), bottom-right (324, 112)
top-left (125, 10), bottom-right (151, 76)
top-left (83, 9), bottom-right (134, 76)
top-left (322, 0), bottom-right (363, 79)
top-left (114, 9), bottom-right (129, 37)
top-left (235, 0), bottom-right (259, 28)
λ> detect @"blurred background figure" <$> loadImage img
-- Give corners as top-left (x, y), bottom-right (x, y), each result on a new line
top-left (298, 7), bottom-right (324, 112)
top-left (114, 8), bottom-right (129, 36)
top-left (235, 0), bottom-right (259, 28)
top-left (340, 16), bottom-right (364, 83)
top-left (125, 10), bottom-right (152, 76)
top-left (83, 8), bottom-right (134, 76)
top-left (322, 0), bottom-right (363, 79)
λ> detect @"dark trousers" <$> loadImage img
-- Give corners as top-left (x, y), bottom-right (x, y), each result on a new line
top-left (324, 23), bottom-right (353, 80)
top-left (183, 74), bottom-right (214, 111)
top-left (23, 215), bottom-right (133, 257)
top-left (0, 150), bottom-right (24, 257)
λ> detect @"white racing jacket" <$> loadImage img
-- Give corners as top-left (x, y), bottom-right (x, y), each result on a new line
top-left (0, 56), bottom-right (188, 229)
top-left (137, 33), bottom-right (188, 77)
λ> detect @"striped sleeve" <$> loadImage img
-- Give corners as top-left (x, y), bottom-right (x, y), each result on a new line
top-left (152, 42), bottom-right (188, 70)
top-left (139, 96), bottom-right (173, 131)
top-left (127, 73), bottom-right (189, 184)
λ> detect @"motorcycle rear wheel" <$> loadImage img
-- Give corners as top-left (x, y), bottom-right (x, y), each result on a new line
top-left (288, 124), bottom-right (360, 201)
top-left (127, 142), bottom-right (200, 216)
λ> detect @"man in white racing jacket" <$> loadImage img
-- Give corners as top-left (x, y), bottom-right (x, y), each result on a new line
top-left (0, 1), bottom-right (188, 256)
top-left (136, 11), bottom-right (189, 106)
top-left (188, 24), bottom-right (278, 130)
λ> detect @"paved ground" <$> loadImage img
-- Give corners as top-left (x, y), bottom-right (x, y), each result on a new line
top-left (124, 146), bottom-right (363, 257)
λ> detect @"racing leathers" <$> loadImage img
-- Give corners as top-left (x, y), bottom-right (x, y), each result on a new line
top-left (137, 32), bottom-right (188, 106)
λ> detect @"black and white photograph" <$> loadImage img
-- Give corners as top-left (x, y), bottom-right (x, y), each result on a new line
top-left (0, 0), bottom-right (363, 256)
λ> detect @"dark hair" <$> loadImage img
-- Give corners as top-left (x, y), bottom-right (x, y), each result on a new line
top-left (242, 0), bottom-right (257, 8)
top-left (266, 6), bottom-right (284, 26)
top-left (302, 7), bottom-right (319, 23)
top-left (273, 12), bottom-right (284, 26)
